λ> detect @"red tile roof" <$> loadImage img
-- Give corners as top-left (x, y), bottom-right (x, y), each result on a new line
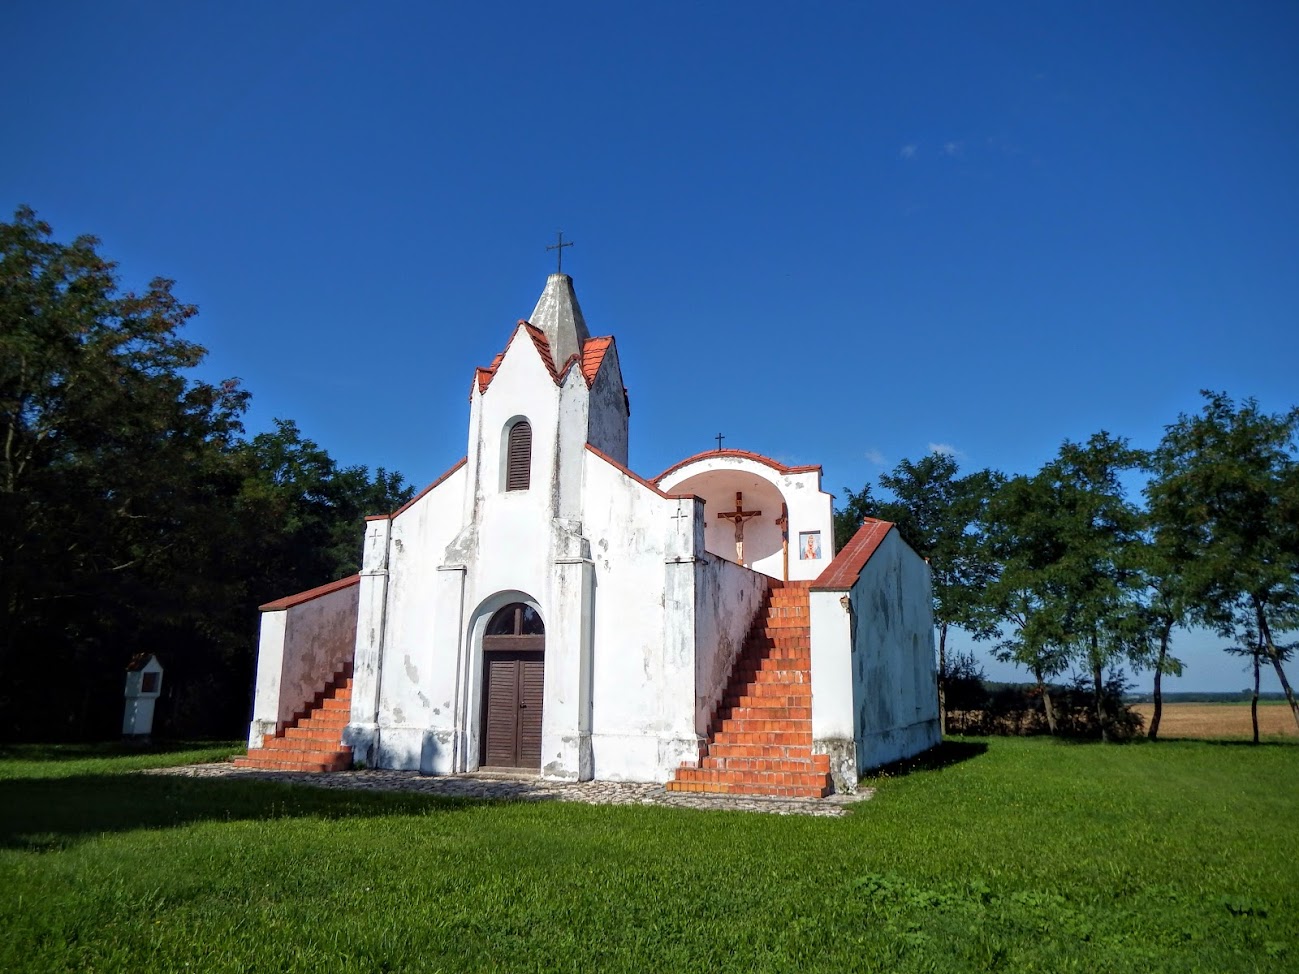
top-left (259, 574), bottom-right (361, 612)
top-left (472, 326), bottom-right (618, 398)
top-left (651, 449), bottom-right (823, 485)
top-left (581, 336), bottom-right (613, 385)
top-left (810, 518), bottom-right (895, 591)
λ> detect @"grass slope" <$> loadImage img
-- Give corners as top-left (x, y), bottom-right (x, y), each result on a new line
top-left (1, 738), bottom-right (1295, 973)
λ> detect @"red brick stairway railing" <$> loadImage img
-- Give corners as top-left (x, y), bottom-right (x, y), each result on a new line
top-left (234, 663), bottom-right (354, 773)
top-left (667, 581), bottom-right (833, 798)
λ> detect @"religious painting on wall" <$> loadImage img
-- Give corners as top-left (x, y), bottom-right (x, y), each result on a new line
top-left (799, 531), bottom-right (821, 560)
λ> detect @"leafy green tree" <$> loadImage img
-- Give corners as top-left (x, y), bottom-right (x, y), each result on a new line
top-left (0, 207), bottom-right (414, 740)
top-left (1146, 392), bottom-right (1299, 731)
top-left (833, 482), bottom-right (877, 551)
top-left (982, 433), bottom-right (1147, 739)
top-left (871, 453), bottom-right (1003, 733)
top-left (0, 206), bottom-right (249, 737)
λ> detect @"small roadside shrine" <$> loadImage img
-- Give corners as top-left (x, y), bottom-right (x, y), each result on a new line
top-left (123, 653), bottom-right (163, 739)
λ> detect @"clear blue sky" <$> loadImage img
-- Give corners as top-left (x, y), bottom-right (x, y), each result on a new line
top-left (5, 2), bottom-right (1297, 693)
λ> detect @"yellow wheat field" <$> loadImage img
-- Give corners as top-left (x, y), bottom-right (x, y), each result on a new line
top-left (1132, 701), bottom-right (1298, 739)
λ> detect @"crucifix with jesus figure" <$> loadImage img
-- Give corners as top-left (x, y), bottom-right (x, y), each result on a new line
top-left (716, 491), bottom-right (761, 565)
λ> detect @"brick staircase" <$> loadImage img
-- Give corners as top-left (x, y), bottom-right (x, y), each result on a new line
top-left (234, 664), bottom-right (354, 773)
top-left (667, 581), bottom-right (833, 799)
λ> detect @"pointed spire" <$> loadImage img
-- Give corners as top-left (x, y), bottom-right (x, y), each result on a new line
top-left (528, 273), bottom-right (590, 374)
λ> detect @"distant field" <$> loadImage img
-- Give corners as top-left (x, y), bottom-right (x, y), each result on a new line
top-left (1134, 701), bottom-right (1297, 739)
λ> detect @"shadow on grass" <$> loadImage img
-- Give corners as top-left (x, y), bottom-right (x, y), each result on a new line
top-left (0, 772), bottom-right (495, 853)
top-left (862, 739), bottom-right (988, 781)
top-left (0, 741), bottom-right (240, 763)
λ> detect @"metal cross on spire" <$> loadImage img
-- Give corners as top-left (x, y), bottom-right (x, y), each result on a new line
top-left (715, 433), bottom-right (725, 452)
top-left (546, 230), bottom-right (574, 274)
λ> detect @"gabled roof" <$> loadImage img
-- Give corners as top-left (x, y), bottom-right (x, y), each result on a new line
top-left (811, 518), bottom-right (895, 591)
top-left (259, 574), bottom-right (361, 612)
top-left (652, 449), bottom-right (822, 485)
top-left (474, 328), bottom-right (617, 397)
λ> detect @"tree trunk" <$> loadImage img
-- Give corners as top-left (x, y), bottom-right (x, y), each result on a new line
top-left (937, 622), bottom-right (948, 736)
top-left (1255, 598), bottom-right (1299, 732)
top-left (1251, 648), bottom-right (1261, 745)
top-left (1091, 628), bottom-right (1111, 742)
top-left (1034, 664), bottom-right (1057, 735)
top-left (1147, 626), bottom-right (1170, 741)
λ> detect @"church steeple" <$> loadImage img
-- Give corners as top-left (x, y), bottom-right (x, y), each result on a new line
top-left (528, 273), bottom-right (590, 375)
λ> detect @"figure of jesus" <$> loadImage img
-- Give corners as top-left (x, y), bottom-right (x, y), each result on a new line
top-left (716, 492), bottom-right (761, 565)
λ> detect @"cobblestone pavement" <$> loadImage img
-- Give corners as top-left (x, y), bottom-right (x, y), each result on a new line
top-left (145, 763), bottom-right (873, 817)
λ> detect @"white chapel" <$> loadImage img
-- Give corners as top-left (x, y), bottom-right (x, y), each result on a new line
top-left (240, 273), bottom-right (940, 796)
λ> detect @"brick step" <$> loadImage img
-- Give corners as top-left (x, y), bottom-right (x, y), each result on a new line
top-left (665, 770), bottom-right (831, 798)
top-left (283, 724), bottom-right (347, 742)
top-left (669, 768), bottom-right (830, 790)
top-left (262, 736), bottom-right (352, 755)
top-left (243, 745), bottom-right (351, 765)
top-left (731, 666), bottom-right (810, 685)
top-left (320, 697), bottom-right (351, 711)
top-left (714, 710), bottom-right (812, 729)
top-left (712, 730), bottom-right (813, 747)
top-left (700, 755), bottom-right (831, 773)
top-left (723, 691), bottom-right (811, 709)
top-left (707, 743), bottom-right (822, 760)
top-left (716, 715), bottom-right (811, 734)
top-left (296, 710), bottom-right (350, 727)
top-left (727, 679), bottom-right (811, 696)
top-left (736, 667), bottom-right (810, 684)
top-left (233, 752), bottom-right (351, 773)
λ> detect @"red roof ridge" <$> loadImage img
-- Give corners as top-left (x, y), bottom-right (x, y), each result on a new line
top-left (651, 449), bottom-right (823, 484)
top-left (260, 574), bottom-right (361, 612)
top-left (811, 519), bottom-right (895, 591)
top-left (584, 444), bottom-right (701, 502)
top-left (580, 335), bottom-right (615, 387)
top-left (474, 321), bottom-right (602, 397)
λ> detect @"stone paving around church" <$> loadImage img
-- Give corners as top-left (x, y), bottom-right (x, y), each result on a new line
top-left (146, 763), bottom-right (874, 817)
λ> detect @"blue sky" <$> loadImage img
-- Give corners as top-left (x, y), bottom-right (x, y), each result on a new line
top-left (5, 2), bottom-right (1297, 692)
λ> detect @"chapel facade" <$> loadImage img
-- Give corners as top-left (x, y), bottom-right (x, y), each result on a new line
top-left (240, 273), bottom-right (940, 796)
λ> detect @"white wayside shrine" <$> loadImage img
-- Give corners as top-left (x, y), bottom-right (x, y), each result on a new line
top-left (241, 273), bottom-right (940, 795)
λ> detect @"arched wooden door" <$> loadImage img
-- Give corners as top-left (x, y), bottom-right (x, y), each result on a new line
top-left (480, 603), bottom-right (544, 770)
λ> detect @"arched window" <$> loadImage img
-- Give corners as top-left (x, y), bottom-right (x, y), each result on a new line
top-left (505, 420), bottom-right (532, 491)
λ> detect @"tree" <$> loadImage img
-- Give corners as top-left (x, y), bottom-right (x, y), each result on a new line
top-left (833, 482), bottom-right (876, 551)
top-left (0, 207), bottom-right (414, 740)
top-left (0, 205), bottom-right (249, 737)
top-left (981, 433), bottom-right (1147, 740)
top-left (870, 453), bottom-right (1002, 734)
top-left (1146, 392), bottom-right (1299, 731)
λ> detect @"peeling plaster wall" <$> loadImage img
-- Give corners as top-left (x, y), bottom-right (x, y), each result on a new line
top-left (849, 532), bottom-right (940, 772)
top-left (582, 452), bottom-right (699, 781)
top-left (372, 465), bottom-right (468, 771)
top-left (249, 583), bottom-right (359, 748)
top-left (693, 553), bottom-right (768, 736)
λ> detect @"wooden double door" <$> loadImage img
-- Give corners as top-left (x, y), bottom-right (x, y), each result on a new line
top-left (480, 603), bottom-right (545, 770)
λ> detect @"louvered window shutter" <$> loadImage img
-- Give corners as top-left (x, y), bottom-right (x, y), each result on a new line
top-left (506, 421), bottom-right (532, 490)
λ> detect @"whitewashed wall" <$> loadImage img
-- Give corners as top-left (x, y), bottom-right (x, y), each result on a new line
top-left (693, 553), bottom-right (769, 737)
top-left (810, 529), bottom-right (939, 792)
top-left (849, 531), bottom-right (940, 770)
top-left (582, 449), bottom-right (703, 781)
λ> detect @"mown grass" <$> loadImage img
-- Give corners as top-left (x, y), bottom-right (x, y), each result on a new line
top-left (1, 737), bottom-right (1295, 973)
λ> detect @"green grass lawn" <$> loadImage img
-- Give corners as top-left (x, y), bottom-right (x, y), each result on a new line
top-left (1, 737), bottom-right (1295, 973)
